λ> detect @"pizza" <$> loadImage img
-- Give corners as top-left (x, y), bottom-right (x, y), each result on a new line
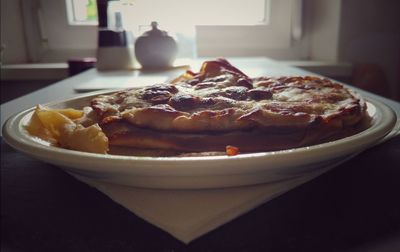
top-left (86, 58), bottom-right (368, 154)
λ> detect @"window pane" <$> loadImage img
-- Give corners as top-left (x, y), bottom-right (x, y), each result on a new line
top-left (69, 0), bottom-right (97, 23)
top-left (67, 0), bottom-right (266, 29)
top-left (120, 0), bottom-right (266, 26)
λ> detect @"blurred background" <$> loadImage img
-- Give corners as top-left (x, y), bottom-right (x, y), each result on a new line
top-left (1, 0), bottom-right (399, 102)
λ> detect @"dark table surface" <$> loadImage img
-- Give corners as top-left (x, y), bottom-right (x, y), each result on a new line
top-left (1, 136), bottom-right (400, 252)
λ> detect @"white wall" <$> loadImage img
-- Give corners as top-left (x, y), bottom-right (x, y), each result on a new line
top-left (0, 0), bottom-right (28, 63)
top-left (338, 0), bottom-right (400, 99)
top-left (306, 0), bottom-right (342, 61)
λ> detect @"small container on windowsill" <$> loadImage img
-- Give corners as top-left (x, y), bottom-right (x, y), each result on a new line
top-left (135, 22), bottom-right (178, 70)
top-left (96, 12), bottom-right (136, 71)
top-left (67, 58), bottom-right (96, 76)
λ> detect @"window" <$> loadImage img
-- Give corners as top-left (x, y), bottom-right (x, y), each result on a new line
top-left (66, 0), bottom-right (98, 24)
top-left (21, 0), bottom-right (303, 62)
top-left (66, 0), bottom-right (266, 27)
top-left (197, 0), bottom-right (294, 57)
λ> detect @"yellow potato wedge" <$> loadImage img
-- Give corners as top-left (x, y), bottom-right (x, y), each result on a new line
top-left (26, 105), bottom-right (109, 154)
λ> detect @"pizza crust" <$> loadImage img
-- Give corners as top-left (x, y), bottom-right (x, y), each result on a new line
top-left (101, 119), bottom-right (365, 154)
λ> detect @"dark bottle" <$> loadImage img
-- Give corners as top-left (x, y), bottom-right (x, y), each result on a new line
top-left (135, 22), bottom-right (178, 69)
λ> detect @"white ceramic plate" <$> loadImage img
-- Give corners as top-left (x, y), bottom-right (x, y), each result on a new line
top-left (2, 92), bottom-right (397, 189)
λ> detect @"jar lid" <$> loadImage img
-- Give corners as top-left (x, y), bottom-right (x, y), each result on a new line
top-left (141, 22), bottom-right (169, 37)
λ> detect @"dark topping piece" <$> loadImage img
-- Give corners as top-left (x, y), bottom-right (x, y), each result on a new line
top-left (169, 94), bottom-right (219, 111)
top-left (169, 94), bottom-right (200, 110)
top-left (140, 84), bottom-right (178, 104)
top-left (310, 115), bottom-right (323, 126)
top-left (248, 88), bottom-right (273, 100)
top-left (237, 77), bottom-right (253, 89)
top-left (254, 79), bottom-right (277, 88)
top-left (212, 86), bottom-right (249, 100)
top-left (194, 81), bottom-right (217, 90)
top-left (187, 78), bottom-right (200, 85)
top-left (142, 84), bottom-right (178, 94)
top-left (141, 90), bottom-right (172, 104)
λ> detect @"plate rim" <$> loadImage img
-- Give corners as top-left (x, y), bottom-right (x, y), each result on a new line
top-left (2, 93), bottom-right (397, 179)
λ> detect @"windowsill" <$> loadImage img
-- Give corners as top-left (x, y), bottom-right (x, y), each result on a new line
top-left (0, 60), bottom-right (352, 81)
top-left (1, 63), bottom-right (69, 81)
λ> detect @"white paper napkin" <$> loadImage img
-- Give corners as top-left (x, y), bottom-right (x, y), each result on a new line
top-left (63, 122), bottom-right (400, 243)
top-left (72, 166), bottom-right (332, 243)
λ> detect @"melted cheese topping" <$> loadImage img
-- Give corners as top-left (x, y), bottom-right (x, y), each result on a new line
top-left (91, 58), bottom-right (366, 133)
